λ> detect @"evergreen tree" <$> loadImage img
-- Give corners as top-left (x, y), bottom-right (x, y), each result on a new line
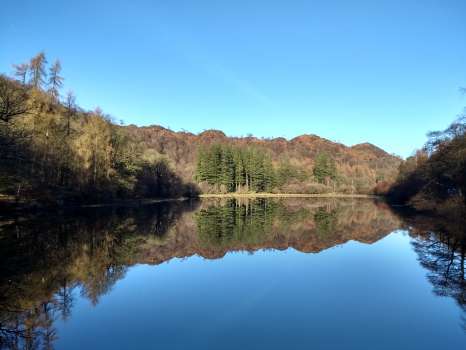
top-left (251, 150), bottom-right (264, 191)
top-left (194, 144), bottom-right (276, 193)
top-left (233, 148), bottom-right (245, 191)
top-left (221, 146), bottom-right (235, 191)
top-left (210, 144), bottom-right (223, 186)
top-left (195, 146), bottom-right (207, 182)
top-left (313, 152), bottom-right (337, 184)
top-left (262, 154), bottom-right (275, 191)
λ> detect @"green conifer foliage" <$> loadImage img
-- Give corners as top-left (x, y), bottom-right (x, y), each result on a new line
top-left (313, 152), bottom-right (337, 184)
top-left (195, 144), bottom-right (276, 193)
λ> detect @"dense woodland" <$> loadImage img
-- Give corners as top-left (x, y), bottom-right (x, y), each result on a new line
top-left (195, 144), bottom-right (275, 192)
top-left (195, 144), bottom-right (338, 193)
top-left (388, 112), bottom-right (466, 212)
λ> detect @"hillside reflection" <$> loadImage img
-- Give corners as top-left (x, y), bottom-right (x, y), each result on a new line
top-left (0, 198), bottom-right (464, 348)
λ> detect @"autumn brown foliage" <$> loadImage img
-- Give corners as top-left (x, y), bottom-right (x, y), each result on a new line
top-left (126, 125), bottom-right (401, 194)
top-left (388, 114), bottom-right (466, 210)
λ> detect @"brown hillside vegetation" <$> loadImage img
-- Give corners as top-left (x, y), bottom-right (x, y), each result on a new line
top-left (387, 113), bottom-right (466, 211)
top-left (125, 125), bottom-right (401, 194)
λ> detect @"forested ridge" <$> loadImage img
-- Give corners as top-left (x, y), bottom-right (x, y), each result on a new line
top-left (125, 127), bottom-right (402, 196)
top-left (1, 52), bottom-right (403, 207)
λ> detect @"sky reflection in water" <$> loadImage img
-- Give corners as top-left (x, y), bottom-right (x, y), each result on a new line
top-left (0, 198), bottom-right (464, 349)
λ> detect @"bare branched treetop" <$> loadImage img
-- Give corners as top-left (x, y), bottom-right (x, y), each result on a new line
top-left (12, 63), bottom-right (29, 84)
top-left (65, 90), bottom-right (76, 111)
top-left (48, 60), bottom-right (64, 100)
top-left (29, 51), bottom-right (47, 89)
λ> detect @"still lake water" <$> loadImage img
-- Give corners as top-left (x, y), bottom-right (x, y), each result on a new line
top-left (0, 198), bottom-right (465, 349)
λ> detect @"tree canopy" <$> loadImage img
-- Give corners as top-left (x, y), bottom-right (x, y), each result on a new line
top-left (195, 144), bottom-right (275, 193)
top-left (388, 112), bottom-right (466, 209)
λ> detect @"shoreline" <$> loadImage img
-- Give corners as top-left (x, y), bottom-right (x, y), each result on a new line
top-left (79, 197), bottom-right (193, 208)
top-left (0, 193), bottom-right (381, 214)
top-left (199, 193), bottom-right (380, 199)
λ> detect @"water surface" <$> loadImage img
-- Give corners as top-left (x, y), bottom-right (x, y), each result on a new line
top-left (0, 198), bottom-right (465, 349)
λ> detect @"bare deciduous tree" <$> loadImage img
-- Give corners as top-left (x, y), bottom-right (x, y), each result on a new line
top-left (65, 90), bottom-right (76, 136)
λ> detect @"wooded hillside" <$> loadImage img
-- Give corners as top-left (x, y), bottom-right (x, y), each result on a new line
top-left (0, 53), bottom-right (402, 206)
top-left (388, 113), bottom-right (466, 211)
top-left (125, 124), bottom-right (401, 195)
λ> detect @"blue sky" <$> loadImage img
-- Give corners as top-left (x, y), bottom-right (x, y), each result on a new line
top-left (1, 0), bottom-right (465, 157)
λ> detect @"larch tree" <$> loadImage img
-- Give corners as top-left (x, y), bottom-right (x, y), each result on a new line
top-left (48, 60), bottom-right (64, 100)
top-left (73, 112), bottom-right (113, 187)
top-left (29, 52), bottom-right (47, 89)
top-left (12, 63), bottom-right (29, 84)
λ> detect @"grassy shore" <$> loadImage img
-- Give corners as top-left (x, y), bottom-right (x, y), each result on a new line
top-left (199, 193), bottom-right (379, 199)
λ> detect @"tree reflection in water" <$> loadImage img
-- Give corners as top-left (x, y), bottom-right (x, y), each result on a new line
top-left (0, 198), bottom-right (464, 348)
top-left (0, 199), bottom-right (199, 349)
top-left (405, 211), bottom-right (466, 330)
